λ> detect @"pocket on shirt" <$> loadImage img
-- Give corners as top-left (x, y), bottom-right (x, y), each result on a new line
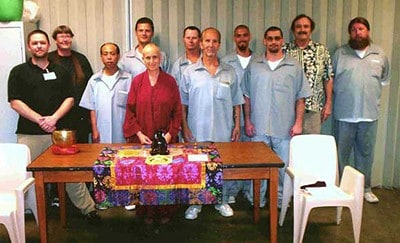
top-left (370, 60), bottom-right (383, 79)
top-left (216, 83), bottom-right (231, 100)
top-left (116, 90), bottom-right (128, 107)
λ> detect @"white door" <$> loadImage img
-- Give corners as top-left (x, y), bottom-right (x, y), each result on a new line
top-left (0, 22), bottom-right (27, 142)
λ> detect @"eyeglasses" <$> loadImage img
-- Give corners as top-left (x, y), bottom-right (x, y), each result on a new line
top-left (266, 36), bottom-right (282, 41)
top-left (57, 34), bottom-right (72, 39)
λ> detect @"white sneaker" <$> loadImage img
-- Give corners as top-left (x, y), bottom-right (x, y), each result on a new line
top-left (96, 205), bottom-right (108, 210)
top-left (185, 205), bottom-right (202, 220)
top-left (364, 192), bottom-right (379, 203)
top-left (215, 204), bottom-right (234, 217)
top-left (124, 205), bottom-right (136, 210)
top-left (51, 197), bottom-right (59, 207)
top-left (228, 196), bottom-right (236, 204)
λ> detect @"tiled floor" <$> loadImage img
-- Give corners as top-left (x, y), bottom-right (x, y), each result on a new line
top-left (1, 188), bottom-right (399, 243)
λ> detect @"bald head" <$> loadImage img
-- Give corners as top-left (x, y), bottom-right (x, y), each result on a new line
top-left (142, 43), bottom-right (162, 71)
top-left (142, 43), bottom-right (161, 57)
top-left (201, 27), bottom-right (221, 43)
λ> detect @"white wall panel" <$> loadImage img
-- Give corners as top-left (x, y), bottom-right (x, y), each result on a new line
top-left (167, 0), bottom-right (183, 63)
top-left (33, 0), bottom-right (399, 188)
top-left (384, 0), bottom-right (400, 188)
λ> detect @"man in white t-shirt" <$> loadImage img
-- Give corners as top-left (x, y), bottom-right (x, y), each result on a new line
top-left (242, 26), bottom-right (311, 208)
top-left (221, 24), bottom-right (254, 205)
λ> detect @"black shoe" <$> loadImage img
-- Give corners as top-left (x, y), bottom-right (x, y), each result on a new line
top-left (248, 205), bottom-right (266, 211)
top-left (86, 211), bottom-right (101, 225)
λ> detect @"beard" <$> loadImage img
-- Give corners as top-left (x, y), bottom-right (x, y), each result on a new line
top-left (349, 37), bottom-right (370, 50)
top-left (237, 42), bottom-right (249, 52)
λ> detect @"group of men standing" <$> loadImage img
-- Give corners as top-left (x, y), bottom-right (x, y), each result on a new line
top-left (7, 14), bottom-right (390, 224)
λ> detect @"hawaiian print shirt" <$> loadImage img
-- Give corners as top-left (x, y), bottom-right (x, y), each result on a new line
top-left (283, 40), bottom-right (334, 112)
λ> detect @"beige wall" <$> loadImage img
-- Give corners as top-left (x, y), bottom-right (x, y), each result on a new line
top-left (35, 0), bottom-right (400, 188)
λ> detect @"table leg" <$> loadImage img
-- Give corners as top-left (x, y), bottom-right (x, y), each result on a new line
top-left (269, 169), bottom-right (278, 243)
top-left (252, 179), bottom-right (261, 224)
top-left (57, 183), bottom-right (66, 227)
top-left (34, 172), bottom-right (48, 243)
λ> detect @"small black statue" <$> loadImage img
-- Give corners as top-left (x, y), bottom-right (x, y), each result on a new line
top-left (150, 130), bottom-right (169, 155)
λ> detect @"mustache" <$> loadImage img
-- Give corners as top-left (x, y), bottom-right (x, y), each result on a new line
top-left (298, 31), bottom-right (308, 35)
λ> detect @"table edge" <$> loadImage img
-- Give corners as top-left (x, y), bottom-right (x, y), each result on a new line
top-left (27, 162), bottom-right (284, 172)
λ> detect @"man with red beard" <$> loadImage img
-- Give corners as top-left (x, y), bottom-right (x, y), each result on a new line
top-left (332, 17), bottom-right (390, 203)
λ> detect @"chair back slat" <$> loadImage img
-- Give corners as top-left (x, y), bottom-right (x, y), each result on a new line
top-left (290, 135), bottom-right (338, 188)
top-left (0, 143), bottom-right (32, 182)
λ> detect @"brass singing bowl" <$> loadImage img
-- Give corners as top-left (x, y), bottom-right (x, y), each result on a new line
top-left (52, 129), bottom-right (77, 147)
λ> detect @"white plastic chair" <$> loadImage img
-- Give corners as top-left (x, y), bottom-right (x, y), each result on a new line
top-left (0, 193), bottom-right (19, 243)
top-left (0, 143), bottom-right (38, 243)
top-left (279, 135), bottom-right (364, 243)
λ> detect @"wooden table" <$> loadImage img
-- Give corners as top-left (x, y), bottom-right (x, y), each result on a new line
top-left (27, 142), bottom-right (283, 243)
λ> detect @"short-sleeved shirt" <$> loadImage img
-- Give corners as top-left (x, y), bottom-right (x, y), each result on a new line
top-left (332, 44), bottom-right (390, 121)
top-left (180, 59), bottom-right (244, 142)
top-left (283, 41), bottom-right (334, 112)
top-left (8, 59), bottom-right (74, 135)
top-left (79, 69), bottom-right (132, 143)
top-left (221, 51), bottom-right (254, 85)
top-left (242, 54), bottom-right (312, 139)
top-left (171, 54), bottom-right (197, 86)
top-left (221, 51), bottom-right (254, 126)
top-left (119, 46), bottom-right (170, 77)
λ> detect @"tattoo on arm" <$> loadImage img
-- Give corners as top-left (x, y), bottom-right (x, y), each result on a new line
top-left (233, 105), bottom-right (240, 127)
top-left (233, 108), bottom-right (238, 121)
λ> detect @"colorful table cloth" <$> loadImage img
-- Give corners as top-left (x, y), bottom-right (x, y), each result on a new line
top-left (93, 144), bottom-right (223, 208)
